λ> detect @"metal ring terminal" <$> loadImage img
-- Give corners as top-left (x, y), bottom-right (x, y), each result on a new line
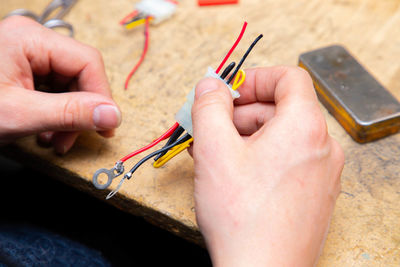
top-left (114, 161), bottom-right (124, 175)
top-left (92, 168), bottom-right (115, 190)
top-left (92, 162), bottom-right (125, 190)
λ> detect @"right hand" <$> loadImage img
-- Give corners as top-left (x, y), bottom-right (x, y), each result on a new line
top-left (191, 66), bottom-right (344, 266)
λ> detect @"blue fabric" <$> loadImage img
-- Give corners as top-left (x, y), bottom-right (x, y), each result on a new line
top-left (0, 225), bottom-right (110, 267)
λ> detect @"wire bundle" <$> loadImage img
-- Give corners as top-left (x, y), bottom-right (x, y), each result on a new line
top-left (102, 22), bottom-right (263, 199)
top-left (120, 0), bottom-right (178, 89)
top-left (120, 10), bottom-right (152, 90)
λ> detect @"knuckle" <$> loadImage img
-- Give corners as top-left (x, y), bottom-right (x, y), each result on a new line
top-left (289, 66), bottom-right (312, 81)
top-left (0, 17), bottom-right (46, 46)
top-left (312, 114), bottom-right (328, 137)
top-left (302, 112), bottom-right (328, 145)
top-left (282, 66), bottom-right (313, 88)
top-left (296, 66), bottom-right (312, 80)
top-left (0, 16), bottom-right (36, 31)
top-left (88, 47), bottom-right (103, 62)
top-left (59, 97), bottom-right (80, 129)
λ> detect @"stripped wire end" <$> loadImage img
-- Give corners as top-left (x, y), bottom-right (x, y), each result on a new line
top-left (94, 21), bottom-right (262, 200)
top-left (106, 173), bottom-right (130, 200)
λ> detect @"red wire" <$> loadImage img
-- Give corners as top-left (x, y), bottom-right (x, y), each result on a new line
top-left (119, 10), bottom-right (139, 25)
top-left (124, 17), bottom-right (150, 90)
top-left (215, 21), bottom-right (248, 74)
top-left (119, 122), bottom-right (180, 162)
top-left (120, 21), bottom-right (247, 163)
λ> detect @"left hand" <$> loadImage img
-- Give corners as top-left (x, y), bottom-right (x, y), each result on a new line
top-left (0, 16), bottom-right (121, 154)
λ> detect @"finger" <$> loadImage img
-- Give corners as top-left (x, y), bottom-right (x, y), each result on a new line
top-left (187, 146), bottom-right (193, 157)
top-left (0, 86), bottom-right (121, 136)
top-left (233, 102), bottom-right (275, 136)
top-left (52, 131), bottom-right (79, 155)
top-left (234, 67), bottom-right (328, 148)
top-left (234, 66), bottom-right (316, 106)
top-left (192, 78), bottom-right (240, 153)
top-left (37, 131), bottom-right (54, 147)
top-left (235, 66), bottom-right (321, 131)
top-left (1, 16), bottom-right (111, 97)
top-left (97, 129), bottom-right (115, 138)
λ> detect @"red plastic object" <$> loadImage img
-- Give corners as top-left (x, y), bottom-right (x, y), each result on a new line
top-left (198, 0), bottom-right (238, 6)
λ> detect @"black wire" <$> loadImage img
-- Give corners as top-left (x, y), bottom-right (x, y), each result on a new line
top-left (127, 133), bottom-right (192, 178)
top-left (155, 61), bottom-right (237, 161)
top-left (227, 34), bottom-right (263, 84)
top-left (123, 13), bottom-right (144, 25)
top-left (147, 36), bottom-right (262, 169)
top-left (155, 61), bottom-right (237, 160)
top-left (154, 126), bottom-right (185, 161)
top-left (220, 62), bottom-right (236, 80)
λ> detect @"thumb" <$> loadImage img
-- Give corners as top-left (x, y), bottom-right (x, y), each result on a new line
top-left (1, 86), bottom-right (121, 137)
top-left (192, 78), bottom-right (238, 148)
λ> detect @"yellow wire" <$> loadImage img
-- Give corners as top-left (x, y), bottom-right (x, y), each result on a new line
top-left (125, 17), bottom-right (152, 30)
top-left (153, 70), bottom-right (246, 168)
top-left (153, 138), bottom-right (193, 168)
top-left (232, 69), bottom-right (246, 91)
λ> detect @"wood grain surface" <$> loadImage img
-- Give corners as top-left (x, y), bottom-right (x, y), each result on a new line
top-left (1, 0), bottom-right (400, 265)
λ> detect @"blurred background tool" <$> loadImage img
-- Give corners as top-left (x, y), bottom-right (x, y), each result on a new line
top-left (299, 45), bottom-right (400, 143)
top-left (119, 0), bottom-right (178, 89)
top-left (5, 0), bottom-right (77, 37)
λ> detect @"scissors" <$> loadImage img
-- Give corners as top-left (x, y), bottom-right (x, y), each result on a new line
top-left (5, 0), bottom-right (77, 37)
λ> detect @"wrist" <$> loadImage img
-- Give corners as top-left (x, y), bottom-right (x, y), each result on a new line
top-left (205, 233), bottom-right (272, 267)
top-left (205, 232), bottom-right (318, 267)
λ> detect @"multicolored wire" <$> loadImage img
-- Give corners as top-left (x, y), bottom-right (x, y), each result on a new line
top-left (101, 21), bottom-right (262, 199)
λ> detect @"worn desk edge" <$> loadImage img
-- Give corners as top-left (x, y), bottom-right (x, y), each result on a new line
top-left (0, 144), bottom-right (205, 246)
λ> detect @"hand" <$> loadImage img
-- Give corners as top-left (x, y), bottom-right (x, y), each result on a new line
top-left (191, 66), bottom-right (344, 266)
top-left (0, 16), bottom-right (121, 154)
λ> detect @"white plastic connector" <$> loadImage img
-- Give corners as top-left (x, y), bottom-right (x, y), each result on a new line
top-left (175, 67), bottom-right (240, 136)
top-left (135, 0), bottom-right (177, 24)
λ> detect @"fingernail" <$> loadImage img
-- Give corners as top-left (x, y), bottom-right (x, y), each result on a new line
top-left (93, 105), bottom-right (121, 129)
top-left (42, 132), bottom-right (53, 142)
top-left (196, 78), bottom-right (220, 98)
top-left (37, 132), bottom-right (54, 147)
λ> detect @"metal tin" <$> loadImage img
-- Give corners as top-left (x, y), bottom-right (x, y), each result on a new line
top-left (299, 45), bottom-right (400, 143)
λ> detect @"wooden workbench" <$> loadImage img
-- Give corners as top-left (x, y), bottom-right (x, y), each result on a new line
top-left (1, 0), bottom-right (400, 265)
